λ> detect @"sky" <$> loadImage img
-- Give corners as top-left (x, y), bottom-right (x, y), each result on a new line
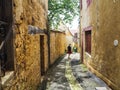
top-left (67, 16), bottom-right (79, 30)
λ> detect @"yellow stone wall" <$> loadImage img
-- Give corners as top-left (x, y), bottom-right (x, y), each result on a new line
top-left (3, 0), bottom-right (48, 90)
top-left (81, 0), bottom-right (120, 90)
top-left (50, 31), bottom-right (65, 64)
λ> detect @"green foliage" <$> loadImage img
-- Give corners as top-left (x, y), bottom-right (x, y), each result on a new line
top-left (48, 0), bottom-right (79, 29)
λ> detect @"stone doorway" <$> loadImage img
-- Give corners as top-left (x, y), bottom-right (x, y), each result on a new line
top-left (40, 35), bottom-right (45, 76)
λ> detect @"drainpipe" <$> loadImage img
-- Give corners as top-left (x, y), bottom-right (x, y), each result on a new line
top-left (81, 32), bottom-right (83, 63)
top-left (47, 29), bottom-right (51, 68)
top-left (46, 19), bottom-right (51, 68)
top-left (80, 0), bottom-right (83, 63)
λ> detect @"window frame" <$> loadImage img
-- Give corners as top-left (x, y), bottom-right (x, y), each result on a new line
top-left (85, 30), bottom-right (91, 54)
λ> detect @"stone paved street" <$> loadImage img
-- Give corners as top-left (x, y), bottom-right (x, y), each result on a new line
top-left (38, 53), bottom-right (111, 90)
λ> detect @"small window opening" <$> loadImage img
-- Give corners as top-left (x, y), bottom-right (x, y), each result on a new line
top-left (85, 30), bottom-right (91, 54)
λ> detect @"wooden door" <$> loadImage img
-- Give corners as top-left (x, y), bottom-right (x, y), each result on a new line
top-left (85, 31), bottom-right (91, 54)
top-left (40, 35), bottom-right (45, 76)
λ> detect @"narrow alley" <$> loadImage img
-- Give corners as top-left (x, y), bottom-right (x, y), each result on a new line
top-left (0, 0), bottom-right (120, 90)
top-left (38, 53), bottom-right (111, 90)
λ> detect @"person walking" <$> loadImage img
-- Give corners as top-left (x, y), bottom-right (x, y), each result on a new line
top-left (67, 44), bottom-right (72, 59)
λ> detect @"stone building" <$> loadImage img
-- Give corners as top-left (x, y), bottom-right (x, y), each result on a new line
top-left (0, 0), bottom-right (66, 90)
top-left (50, 30), bottom-right (66, 65)
top-left (65, 29), bottom-right (73, 47)
top-left (0, 0), bottom-right (49, 90)
top-left (80, 0), bottom-right (120, 90)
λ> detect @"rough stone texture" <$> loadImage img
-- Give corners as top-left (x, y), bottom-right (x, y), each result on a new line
top-left (3, 0), bottom-right (48, 90)
top-left (81, 0), bottom-right (120, 90)
top-left (50, 31), bottom-right (65, 64)
top-left (65, 29), bottom-right (73, 47)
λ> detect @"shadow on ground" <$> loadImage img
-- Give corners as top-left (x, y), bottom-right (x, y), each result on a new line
top-left (37, 55), bottom-right (71, 90)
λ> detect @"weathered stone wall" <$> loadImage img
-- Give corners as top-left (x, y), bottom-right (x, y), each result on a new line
top-left (81, 0), bottom-right (120, 90)
top-left (50, 31), bottom-right (65, 64)
top-left (3, 0), bottom-right (48, 90)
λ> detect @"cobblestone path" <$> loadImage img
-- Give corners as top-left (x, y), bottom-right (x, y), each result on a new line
top-left (38, 53), bottom-right (111, 90)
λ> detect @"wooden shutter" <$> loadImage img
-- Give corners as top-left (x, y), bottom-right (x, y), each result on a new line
top-left (85, 31), bottom-right (91, 54)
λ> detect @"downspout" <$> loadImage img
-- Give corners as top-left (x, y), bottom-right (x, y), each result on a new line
top-left (81, 32), bottom-right (83, 63)
top-left (46, 0), bottom-right (51, 68)
top-left (80, 0), bottom-right (83, 63)
top-left (46, 19), bottom-right (51, 68)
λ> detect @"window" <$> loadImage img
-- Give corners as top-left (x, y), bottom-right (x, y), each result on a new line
top-left (0, 0), bottom-right (14, 85)
top-left (85, 30), bottom-right (91, 54)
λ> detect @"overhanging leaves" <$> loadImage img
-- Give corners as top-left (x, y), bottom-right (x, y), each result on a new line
top-left (48, 0), bottom-right (79, 29)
